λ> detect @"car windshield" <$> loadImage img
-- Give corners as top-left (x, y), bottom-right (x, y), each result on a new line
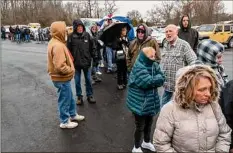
top-left (198, 25), bottom-right (215, 32)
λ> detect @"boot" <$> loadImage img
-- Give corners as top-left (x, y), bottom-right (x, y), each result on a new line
top-left (76, 96), bottom-right (84, 105)
top-left (87, 96), bottom-right (96, 104)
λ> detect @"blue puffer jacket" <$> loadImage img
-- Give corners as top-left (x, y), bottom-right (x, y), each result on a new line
top-left (126, 51), bottom-right (165, 116)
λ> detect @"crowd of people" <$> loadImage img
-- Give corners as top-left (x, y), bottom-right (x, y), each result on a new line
top-left (1, 25), bottom-right (50, 43)
top-left (46, 14), bottom-right (233, 153)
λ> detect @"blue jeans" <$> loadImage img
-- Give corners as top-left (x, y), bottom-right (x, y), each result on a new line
top-left (106, 46), bottom-right (113, 71)
top-left (161, 90), bottom-right (173, 108)
top-left (25, 34), bottom-right (30, 41)
top-left (16, 34), bottom-right (21, 41)
top-left (53, 81), bottom-right (77, 124)
top-left (74, 68), bottom-right (93, 97)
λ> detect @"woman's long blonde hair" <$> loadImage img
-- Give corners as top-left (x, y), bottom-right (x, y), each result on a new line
top-left (174, 65), bottom-right (220, 109)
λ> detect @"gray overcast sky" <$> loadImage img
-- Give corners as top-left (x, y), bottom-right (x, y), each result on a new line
top-left (111, 1), bottom-right (233, 17)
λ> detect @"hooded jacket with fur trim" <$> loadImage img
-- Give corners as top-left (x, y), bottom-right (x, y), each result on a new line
top-left (153, 65), bottom-right (232, 152)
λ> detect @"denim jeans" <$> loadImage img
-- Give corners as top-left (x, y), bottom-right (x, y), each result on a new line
top-left (106, 46), bottom-right (113, 71)
top-left (161, 90), bottom-right (173, 108)
top-left (16, 34), bottom-right (21, 41)
top-left (74, 68), bottom-right (93, 97)
top-left (53, 81), bottom-right (77, 124)
top-left (25, 34), bottom-right (30, 41)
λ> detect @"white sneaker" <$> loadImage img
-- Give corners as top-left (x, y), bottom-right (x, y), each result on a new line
top-left (96, 71), bottom-right (102, 75)
top-left (70, 114), bottom-right (85, 121)
top-left (100, 63), bottom-right (104, 67)
top-left (132, 146), bottom-right (143, 153)
top-left (141, 140), bottom-right (156, 152)
top-left (60, 120), bottom-right (78, 129)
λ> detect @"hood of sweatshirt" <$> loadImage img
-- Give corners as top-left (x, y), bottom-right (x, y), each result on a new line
top-left (179, 15), bottom-right (192, 31)
top-left (136, 23), bottom-right (150, 41)
top-left (73, 19), bottom-right (86, 34)
top-left (50, 21), bottom-right (66, 44)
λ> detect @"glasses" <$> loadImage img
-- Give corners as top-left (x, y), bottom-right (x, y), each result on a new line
top-left (137, 30), bottom-right (145, 34)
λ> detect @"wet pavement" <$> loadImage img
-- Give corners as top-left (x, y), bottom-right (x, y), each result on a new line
top-left (1, 40), bottom-right (232, 152)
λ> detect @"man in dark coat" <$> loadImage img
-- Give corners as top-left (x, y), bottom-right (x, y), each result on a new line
top-left (178, 15), bottom-right (199, 53)
top-left (67, 19), bottom-right (96, 105)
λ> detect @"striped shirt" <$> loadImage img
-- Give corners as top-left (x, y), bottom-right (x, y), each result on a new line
top-left (161, 38), bottom-right (197, 92)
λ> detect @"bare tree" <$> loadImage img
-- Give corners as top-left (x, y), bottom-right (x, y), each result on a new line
top-left (192, 0), bottom-right (225, 24)
top-left (104, 0), bottom-right (118, 15)
top-left (146, 6), bottom-right (163, 24)
top-left (127, 10), bottom-right (142, 21)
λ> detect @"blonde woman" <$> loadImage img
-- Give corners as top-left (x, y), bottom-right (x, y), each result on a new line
top-left (127, 47), bottom-right (165, 152)
top-left (153, 65), bottom-right (231, 152)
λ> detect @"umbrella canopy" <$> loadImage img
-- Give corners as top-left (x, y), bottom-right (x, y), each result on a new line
top-left (99, 21), bottom-right (131, 44)
top-left (98, 16), bottom-right (135, 41)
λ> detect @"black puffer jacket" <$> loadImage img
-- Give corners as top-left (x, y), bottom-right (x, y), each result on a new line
top-left (220, 80), bottom-right (233, 149)
top-left (67, 19), bottom-right (96, 69)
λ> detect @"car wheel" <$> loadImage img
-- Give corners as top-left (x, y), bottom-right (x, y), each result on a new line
top-left (228, 38), bottom-right (233, 48)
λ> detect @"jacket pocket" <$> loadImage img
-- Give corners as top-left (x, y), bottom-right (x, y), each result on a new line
top-left (206, 136), bottom-right (217, 151)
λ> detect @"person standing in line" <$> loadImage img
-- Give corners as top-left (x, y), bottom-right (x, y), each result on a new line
top-left (153, 65), bottom-right (231, 152)
top-left (112, 26), bottom-right (130, 90)
top-left (160, 24), bottom-right (197, 107)
top-left (126, 47), bottom-right (165, 152)
top-left (178, 14), bottom-right (199, 53)
top-left (67, 19), bottom-right (96, 105)
top-left (47, 21), bottom-right (85, 129)
top-left (127, 23), bottom-right (161, 73)
top-left (89, 24), bottom-right (102, 84)
top-left (197, 39), bottom-right (228, 88)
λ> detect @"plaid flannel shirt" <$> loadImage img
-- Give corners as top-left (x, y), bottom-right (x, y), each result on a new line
top-left (161, 38), bottom-right (197, 92)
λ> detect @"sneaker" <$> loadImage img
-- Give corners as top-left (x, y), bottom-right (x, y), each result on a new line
top-left (100, 63), bottom-right (104, 67)
top-left (77, 96), bottom-right (84, 105)
top-left (96, 71), bottom-right (102, 75)
top-left (132, 146), bottom-right (143, 153)
top-left (106, 70), bottom-right (112, 74)
top-left (87, 96), bottom-right (96, 103)
top-left (60, 120), bottom-right (78, 129)
top-left (70, 114), bottom-right (85, 121)
top-left (117, 85), bottom-right (124, 90)
top-left (91, 79), bottom-right (96, 85)
top-left (122, 84), bottom-right (127, 88)
top-left (141, 140), bottom-right (156, 152)
top-left (94, 77), bottom-right (102, 83)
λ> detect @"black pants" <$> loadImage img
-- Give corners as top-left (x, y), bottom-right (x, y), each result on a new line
top-left (134, 114), bottom-right (153, 148)
top-left (116, 60), bottom-right (127, 85)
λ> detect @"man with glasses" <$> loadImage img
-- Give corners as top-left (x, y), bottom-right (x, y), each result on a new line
top-left (127, 24), bottom-right (161, 73)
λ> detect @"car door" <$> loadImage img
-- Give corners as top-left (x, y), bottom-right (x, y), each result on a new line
top-left (223, 25), bottom-right (232, 43)
top-left (211, 25), bottom-right (224, 43)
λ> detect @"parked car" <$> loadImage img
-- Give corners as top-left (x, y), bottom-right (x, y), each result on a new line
top-left (198, 23), bottom-right (233, 48)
